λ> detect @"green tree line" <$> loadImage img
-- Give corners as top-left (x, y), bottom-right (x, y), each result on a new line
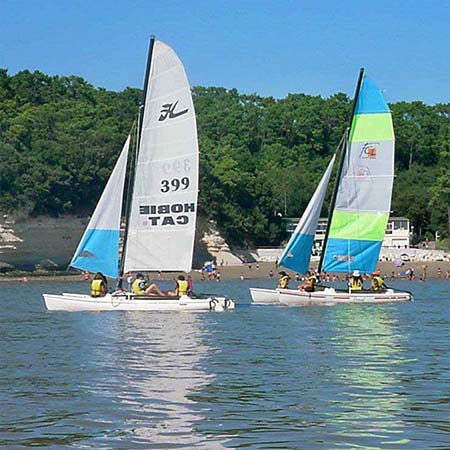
top-left (0, 69), bottom-right (449, 245)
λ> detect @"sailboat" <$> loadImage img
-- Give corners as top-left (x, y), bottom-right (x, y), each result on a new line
top-left (250, 69), bottom-right (412, 305)
top-left (43, 37), bottom-right (235, 312)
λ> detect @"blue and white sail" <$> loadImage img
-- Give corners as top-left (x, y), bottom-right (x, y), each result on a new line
top-left (279, 154), bottom-right (335, 274)
top-left (70, 136), bottom-right (130, 278)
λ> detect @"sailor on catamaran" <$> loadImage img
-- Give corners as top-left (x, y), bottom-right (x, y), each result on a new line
top-left (349, 270), bottom-right (363, 292)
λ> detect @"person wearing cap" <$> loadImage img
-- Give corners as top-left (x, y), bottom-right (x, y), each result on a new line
top-left (132, 273), bottom-right (165, 296)
top-left (349, 270), bottom-right (363, 292)
top-left (371, 270), bottom-right (386, 291)
top-left (277, 271), bottom-right (291, 289)
top-left (298, 270), bottom-right (317, 292)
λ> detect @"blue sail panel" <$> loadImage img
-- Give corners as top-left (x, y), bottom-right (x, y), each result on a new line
top-left (355, 78), bottom-right (390, 114)
top-left (322, 238), bottom-right (382, 274)
top-left (279, 233), bottom-right (314, 274)
top-left (71, 229), bottom-right (120, 278)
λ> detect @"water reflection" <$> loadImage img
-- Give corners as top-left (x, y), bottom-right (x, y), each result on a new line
top-left (83, 312), bottom-right (225, 448)
top-left (327, 305), bottom-right (411, 448)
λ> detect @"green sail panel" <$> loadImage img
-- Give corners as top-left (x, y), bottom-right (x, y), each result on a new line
top-left (328, 210), bottom-right (389, 241)
top-left (322, 76), bottom-right (395, 274)
top-left (349, 113), bottom-right (394, 142)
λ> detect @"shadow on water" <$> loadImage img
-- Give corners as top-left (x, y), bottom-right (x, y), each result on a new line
top-left (0, 279), bottom-right (449, 448)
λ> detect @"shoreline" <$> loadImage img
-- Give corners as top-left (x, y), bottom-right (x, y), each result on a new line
top-left (1, 260), bottom-right (449, 282)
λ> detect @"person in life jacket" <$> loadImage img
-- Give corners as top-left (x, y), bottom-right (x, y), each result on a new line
top-left (371, 270), bottom-right (387, 291)
top-left (166, 275), bottom-right (191, 297)
top-left (277, 271), bottom-right (291, 289)
top-left (349, 270), bottom-right (363, 292)
top-left (91, 272), bottom-right (108, 297)
top-left (298, 271), bottom-right (317, 292)
top-left (132, 273), bottom-right (165, 296)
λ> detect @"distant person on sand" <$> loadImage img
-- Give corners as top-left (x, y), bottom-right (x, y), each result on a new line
top-left (132, 273), bottom-right (164, 296)
top-left (278, 271), bottom-right (290, 289)
top-left (269, 269), bottom-right (273, 278)
top-left (91, 272), bottom-right (108, 297)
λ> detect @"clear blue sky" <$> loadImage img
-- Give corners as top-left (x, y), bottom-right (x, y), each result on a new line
top-left (1, 0), bottom-right (449, 104)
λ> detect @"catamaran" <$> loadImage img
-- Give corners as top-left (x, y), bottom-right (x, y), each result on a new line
top-left (250, 69), bottom-right (412, 306)
top-left (43, 37), bottom-right (235, 312)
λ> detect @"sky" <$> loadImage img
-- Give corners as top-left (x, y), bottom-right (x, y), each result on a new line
top-left (1, 0), bottom-right (449, 104)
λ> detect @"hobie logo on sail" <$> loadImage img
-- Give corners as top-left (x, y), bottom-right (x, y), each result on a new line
top-left (360, 142), bottom-right (379, 159)
top-left (159, 101), bottom-right (188, 121)
top-left (139, 202), bottom-right (195, 226)
top-left (334, 255), bottom-right (355, 262)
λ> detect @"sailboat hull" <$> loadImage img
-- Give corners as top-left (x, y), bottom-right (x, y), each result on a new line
top-left (43, 292), bottom-right (235, 312)
top-left (278, 288), bottom-right (412, 306)
top-left (249, 288), bottom-right (280, 304)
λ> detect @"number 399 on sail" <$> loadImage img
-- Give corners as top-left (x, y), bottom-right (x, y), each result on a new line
top-left (42, 36), bottom-right (235, 312)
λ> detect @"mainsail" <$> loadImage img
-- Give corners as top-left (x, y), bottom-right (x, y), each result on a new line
top-left (70, 136), bottom-right (130, 278)
top-left (123, 41), bottom-right (198, 273)
top-left (279, 155), bottom-right (336, 274)
top-left (322, 77), bottom-right (395, 273)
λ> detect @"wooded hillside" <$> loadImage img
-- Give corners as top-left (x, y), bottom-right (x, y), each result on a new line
top-left (1, 69), bottom-right (449, 245)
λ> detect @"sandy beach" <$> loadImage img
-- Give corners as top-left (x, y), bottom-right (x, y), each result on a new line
top-left (1, 260), bottom-right (449, 283)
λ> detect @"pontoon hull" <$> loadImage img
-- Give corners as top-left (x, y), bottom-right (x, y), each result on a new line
top-left (43, 292), bottom-right (235, 312)
top-left (249, 288), bottom-right (279, 304)
top-left (278, 288), bottom-right (412, 306)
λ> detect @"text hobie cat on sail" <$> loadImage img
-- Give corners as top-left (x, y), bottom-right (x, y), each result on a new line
top-left (43, 37), bottom-right (234, 312)
top-left (250, 69), bottom-right (412, 305)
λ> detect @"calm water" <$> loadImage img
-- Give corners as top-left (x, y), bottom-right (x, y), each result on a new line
top-left (1, 278), bottom-right (449, 449)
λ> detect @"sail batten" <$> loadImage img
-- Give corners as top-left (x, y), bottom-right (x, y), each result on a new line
top-left (279, 155), bottom-right (336, 274)
top-left (322, 77), bottom-right (394, 274)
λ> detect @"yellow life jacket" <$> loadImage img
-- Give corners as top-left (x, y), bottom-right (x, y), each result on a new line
top-left (350, 277), bottom-right (362, 291)
top-left (132, 278), bottom-right (146, 295)
top-left (305, 275), bottom-right (317, 291)
top-left (91, 279), bottom-right (105, 297)
top-left (278, 275), bottom-right (290, 289)
top-left (177, 279), bottom-right (189, 296)
top-left (372, 276), bottom-right (384, 291)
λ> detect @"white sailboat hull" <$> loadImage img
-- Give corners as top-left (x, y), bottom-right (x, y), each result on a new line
top-left (249, 288), bottom-right (279, 304)
top-left (43, 292), bottom-right (235, 312)
top-left (278, 288), bottom-right (412, 306)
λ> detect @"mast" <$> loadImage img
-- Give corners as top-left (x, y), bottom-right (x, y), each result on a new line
top-left (317, 67), bottom-right (364, 274)
top-left (117, 35), bottom-right (156, 286)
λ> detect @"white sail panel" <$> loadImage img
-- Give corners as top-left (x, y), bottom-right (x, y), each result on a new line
top-left (278, 155), bottom-right (335, 274)
top-left (70, 136), bottom-right (130, 278)
top-left (124, 41), bottom-right (198, 273)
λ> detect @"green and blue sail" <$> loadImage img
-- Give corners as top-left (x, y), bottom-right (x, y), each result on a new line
top-left (322, 77), bottom-right (394, 273)
top-left (280, 76), bottom-right (394, 275)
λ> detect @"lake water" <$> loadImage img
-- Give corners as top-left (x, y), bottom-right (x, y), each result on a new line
top-left (1, 278), bottom-right (449, 449)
